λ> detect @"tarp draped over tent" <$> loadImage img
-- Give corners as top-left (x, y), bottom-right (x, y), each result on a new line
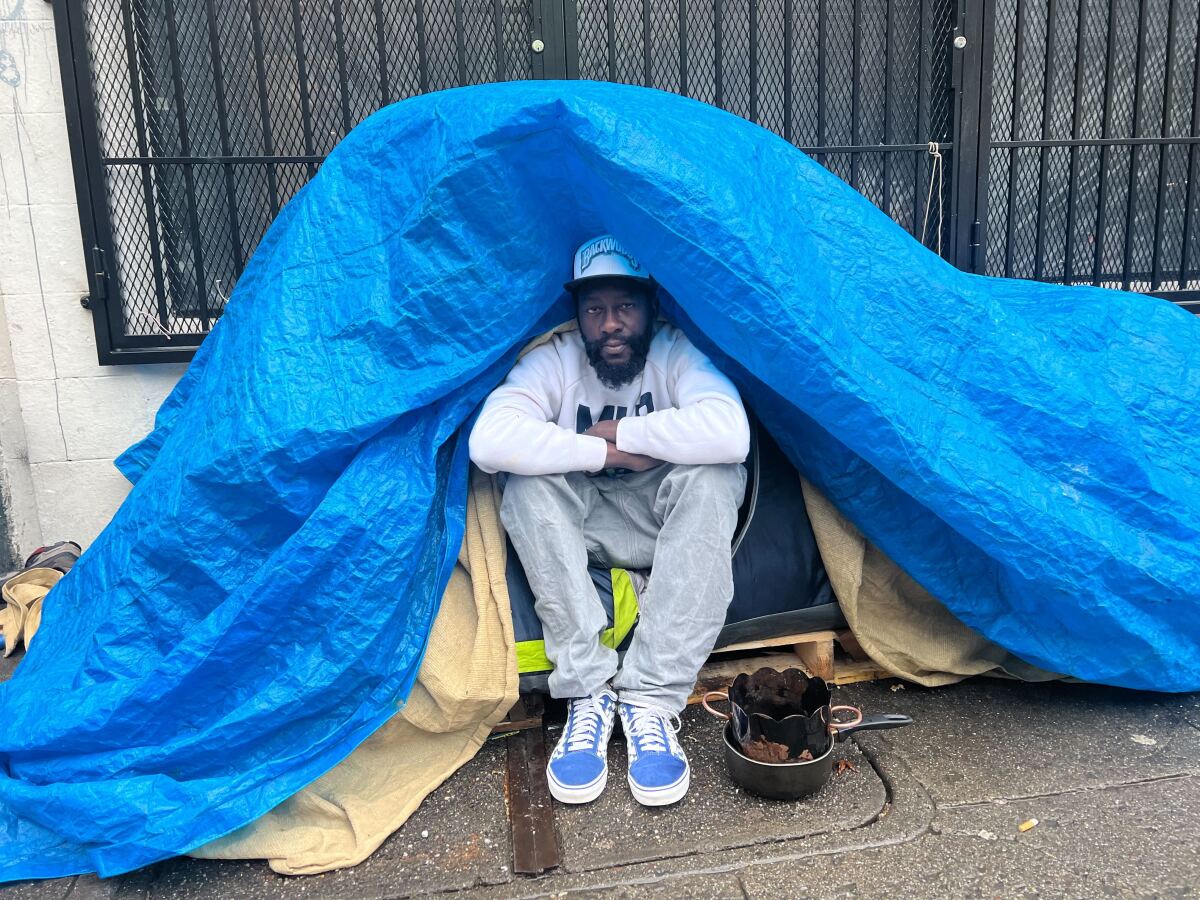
top-left (1, 80), bottom-right (1197, 882)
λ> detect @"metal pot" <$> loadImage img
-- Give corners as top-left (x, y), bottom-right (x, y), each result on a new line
top-left (720, 712), bottom-right (912, 800)
top-left (704, 691), bottom-right (913, 800)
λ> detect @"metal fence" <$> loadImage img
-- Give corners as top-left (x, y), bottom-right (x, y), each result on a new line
top-left (974, 0), bottom-right (1200, 297)
top-left (50, 0), bottom-right (1197, 364)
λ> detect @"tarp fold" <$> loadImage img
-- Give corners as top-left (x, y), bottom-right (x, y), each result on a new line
top-left (2, 81), bottom-right (1197, 882)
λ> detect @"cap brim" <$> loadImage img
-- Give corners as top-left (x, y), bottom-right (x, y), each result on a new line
top-left (564, 274), bottom-right (654, 293)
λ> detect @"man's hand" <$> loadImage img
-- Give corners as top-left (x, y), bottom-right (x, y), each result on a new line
top-left (584, 421), bottom-right (663, 471)
top-left (604, 446), bottom-right (664, 472)
top-left (583, 420), bottom-right (620, 443)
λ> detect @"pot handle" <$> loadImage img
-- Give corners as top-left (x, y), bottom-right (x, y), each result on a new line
top-left (828, 704), bottom-right (864, 734)
top-left (701, 691), bottom-right (731, 721)
top-left (833, 712), bottom-right (914, 742)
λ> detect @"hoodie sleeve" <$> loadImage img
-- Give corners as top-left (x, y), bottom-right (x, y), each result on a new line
top-left (469, 343), bottom-right (610, 476)
top-left (614, 337), bottom-right (750, 465)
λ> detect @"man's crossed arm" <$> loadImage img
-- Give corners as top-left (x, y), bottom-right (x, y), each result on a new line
top-left (469, 340), bottom-right (749, 477)
top-left (581, 419), bottom-right (664, 472)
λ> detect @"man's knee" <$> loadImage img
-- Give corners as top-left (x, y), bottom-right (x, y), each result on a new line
top-left (657, 463), bottom-right (747, 515)
top-left (664, 463), bottom-right (746, 499)
top-left (500, 472), bottom-right (584, 530)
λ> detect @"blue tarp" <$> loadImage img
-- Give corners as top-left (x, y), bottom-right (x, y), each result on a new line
top-left (2, 80), bottom-right (1198, 882)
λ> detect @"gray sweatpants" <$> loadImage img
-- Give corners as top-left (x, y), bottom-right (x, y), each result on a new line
top-left (500, 463), bottom-right (747, 713)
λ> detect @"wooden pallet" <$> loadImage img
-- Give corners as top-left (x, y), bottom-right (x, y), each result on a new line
top-left (491, 693), bottom-right (544, 733)
top-left (688, 629), bottom-right (892, 705)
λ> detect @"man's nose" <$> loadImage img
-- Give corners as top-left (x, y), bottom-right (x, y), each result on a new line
top-left (601, 310), bottom-right (623, 334)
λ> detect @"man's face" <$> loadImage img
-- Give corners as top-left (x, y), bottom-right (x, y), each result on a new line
top-left (576, 280), bottom-right (654, 388)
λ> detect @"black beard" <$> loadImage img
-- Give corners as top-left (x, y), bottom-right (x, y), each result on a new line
top-left (584, 327), bottom-right (654, 389)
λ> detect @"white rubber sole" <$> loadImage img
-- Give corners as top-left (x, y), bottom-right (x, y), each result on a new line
top-left (628, 765), bottom-right (691, 807)
top-left (546, 765), bottom-right (608, 804)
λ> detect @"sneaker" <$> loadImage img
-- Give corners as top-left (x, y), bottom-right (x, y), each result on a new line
top-left (546, 689), bottom-right (617, 804)
top-left (618, 701), bottom-right (690, 806)
top-left (22, 540), bottom-right (81, 574)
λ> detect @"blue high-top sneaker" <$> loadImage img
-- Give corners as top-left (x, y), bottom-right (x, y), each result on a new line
top-left (546, 689), bottom-right (618, 804)
top-left (618, 701), bottom-right (690, 806)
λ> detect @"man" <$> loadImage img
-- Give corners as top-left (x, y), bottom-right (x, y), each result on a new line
top-left (469, 234), bottom-right (749, 806)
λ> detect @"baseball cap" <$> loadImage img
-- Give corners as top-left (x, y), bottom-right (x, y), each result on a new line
top-left (564, 234), bottom-right (653, 293)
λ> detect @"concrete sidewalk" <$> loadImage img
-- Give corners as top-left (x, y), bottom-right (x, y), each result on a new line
top-left (3, 675), bottom-right (1198, 899)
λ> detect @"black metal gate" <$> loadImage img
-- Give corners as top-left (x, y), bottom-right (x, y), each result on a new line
top-left (51, 0), bottom-right (1197, 364)
top-left (956, 0), bottom-right (1200, 308)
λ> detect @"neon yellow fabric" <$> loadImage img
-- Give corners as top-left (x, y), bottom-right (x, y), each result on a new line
top-left (610, 567), bottom-right (639, 647)
top-left (515, 640), bottom-right (552, 673)
top-left (515, 568), bottom-right (641, 674)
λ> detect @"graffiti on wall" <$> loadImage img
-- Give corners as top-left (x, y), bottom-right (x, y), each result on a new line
top-left (0, 0), bottom-right (21, 87)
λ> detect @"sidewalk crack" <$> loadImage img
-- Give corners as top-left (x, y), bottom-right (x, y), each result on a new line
top-left (939, 770), bottom-right (1197, 809)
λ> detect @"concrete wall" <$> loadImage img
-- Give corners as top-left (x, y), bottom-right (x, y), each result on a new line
top-left (0, 0), bottom-right (186, 557)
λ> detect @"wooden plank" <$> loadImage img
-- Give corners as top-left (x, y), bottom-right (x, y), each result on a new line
top-left (830, 658), bottom-right (895, 685)
top-left (794, 637), bottom-right (835, 681)
top-left (712, 629), bottom-right (839, 655)
top-left (504, 723), bottom-right (560, 875)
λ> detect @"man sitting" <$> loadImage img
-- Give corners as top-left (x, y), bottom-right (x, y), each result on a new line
top-left (469, 234), bottom-right (750, 806)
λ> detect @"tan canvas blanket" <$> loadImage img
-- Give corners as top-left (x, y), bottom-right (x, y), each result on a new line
top-left (1, 568), bottom-right (63, 657)
top-left (801, 478), bottom-right (1060, 686)
top-left (192, 467), bottom-right (518, 875)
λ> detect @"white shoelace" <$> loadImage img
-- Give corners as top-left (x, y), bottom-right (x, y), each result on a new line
top-left (565, 696), bottom-right (610, 753)
top-left (623, 704), bottom-right (682, 756)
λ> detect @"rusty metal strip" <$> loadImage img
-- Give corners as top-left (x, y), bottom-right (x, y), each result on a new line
top-left (492, 693), bottom-right (545, 734)
top-left (505, 713), bottom-right (560, 875)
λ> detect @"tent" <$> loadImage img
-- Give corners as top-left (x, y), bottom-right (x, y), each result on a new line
top-left (1, 80), bottom-right (1198, 883)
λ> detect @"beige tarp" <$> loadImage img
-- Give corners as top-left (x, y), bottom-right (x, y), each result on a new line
top-left (1, 568), bottom-right (62, 657)
top-left (801, 478), bottom-right (1059, 686)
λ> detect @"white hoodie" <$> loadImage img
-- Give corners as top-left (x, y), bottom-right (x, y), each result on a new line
top-left (469, 323), bottom-right (750, 476)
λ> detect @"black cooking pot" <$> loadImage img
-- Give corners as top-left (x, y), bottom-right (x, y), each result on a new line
top-left (704, 691), bottom-right (913, 800)
top-left (720, 713), bottom-right (912, 800)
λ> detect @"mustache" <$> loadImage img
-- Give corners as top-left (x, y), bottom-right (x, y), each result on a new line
top-left (583, 328), bottom-right (653, 389)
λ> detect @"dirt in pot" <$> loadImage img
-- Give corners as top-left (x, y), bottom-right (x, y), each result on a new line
top-left (741, 736), bottom-right (814, 764)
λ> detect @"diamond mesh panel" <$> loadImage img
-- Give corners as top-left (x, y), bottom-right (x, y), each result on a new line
top-left (718, 0), bottom-right (752, 121)
top-left (84, 0), bottom-right (141, 159)
top-left (104, 164), bottom-right (168, 335)
top-left (982, 0), bottom-right (1199, 293)
top-left (988, 0), bottom-right (1017, 143)
top-left (682, 0), bottom-right (717, 106)
top-left (926, 0), bottom-right (954, 143)
top-left (787, 0), bottom-right (818, 144)
top-left (80, 0), bottom-right (538, 343)
top-left (750, 0), bottom-right (783, 135)
top-left (1075, 0), bottom-right (1110, 141)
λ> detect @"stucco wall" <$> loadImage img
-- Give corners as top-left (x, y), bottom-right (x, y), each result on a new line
top-left (1, 0), bottom-right (186, 556)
